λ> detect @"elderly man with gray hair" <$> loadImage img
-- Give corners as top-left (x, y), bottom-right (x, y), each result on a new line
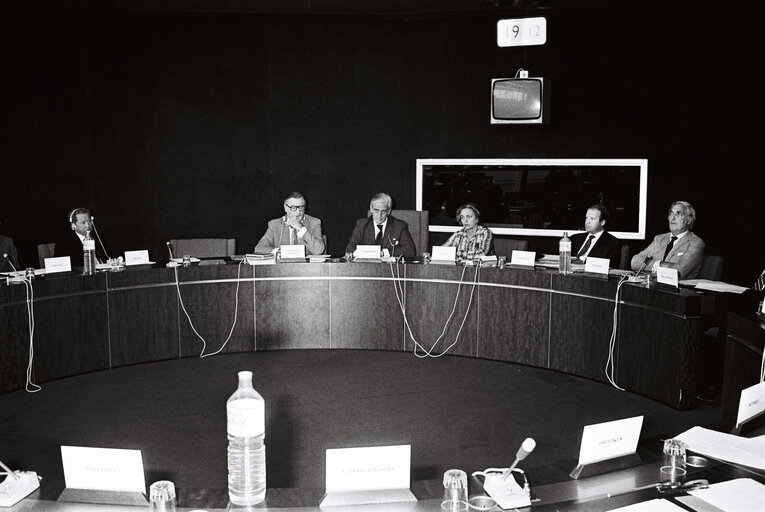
top-left (345, 192), bottom-right (416, 259)
top-left (631, 200), bottom-right (705, 279)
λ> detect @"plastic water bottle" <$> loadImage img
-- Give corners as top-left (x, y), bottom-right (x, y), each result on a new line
top-left (83, 230), bottom-right (96, 275)
top-left (227, 370), bottom-right (266, 506)
top-left (559, 232), bottom-right (572, 275)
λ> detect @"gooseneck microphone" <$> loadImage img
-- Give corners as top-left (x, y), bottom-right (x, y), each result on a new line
top-left (3, 253), bottom-right (19, 273)
top-left (166, 241), bottom-right (175, 261)
top-left (90, 216), bottom-right (111, 261)
top-left (635, 255), bottom-right (652, 275)
top-left (502, 438), bottom-right (536, 479)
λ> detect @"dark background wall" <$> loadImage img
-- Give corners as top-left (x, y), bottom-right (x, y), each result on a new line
top-left (2, 1), bottom-right (759, 284)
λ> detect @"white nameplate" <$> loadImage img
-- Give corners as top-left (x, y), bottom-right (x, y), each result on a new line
top-left (326, 445), bottom-right (411, 492)
top-left (354, 245), bottom-right (381, 259)
top-left (124, 250), bottom-right (150, 266)
top-left (577, 416), bottom-right (643, 465)
top-left (61, 446), bottom-right (146, 493)
top-left (280, 244), bottom-right (306, 259)
top-left (44, 256), bottom-right (72, 274)
top-left (737, 381), bottom-right (765, 429)
top-left (584, 256), bottom-right (610, 275)
top-left (431, 245), bottom-right (457, 262)
top-left (657, 267), bottom-right (679, 287)
top-left (510, 250), bottom-right (536, 267)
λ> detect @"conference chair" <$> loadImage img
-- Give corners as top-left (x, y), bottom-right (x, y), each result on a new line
top-left (37, 242), bottom-right (55, 268)
top-left (169, 238), bottom-right (236, 259)
top-left (698, 255), bottom-right (724, 281)
top-left (391, 210), bottom-right (429, 255)
top-left (492, 238), bottom-right (529, 258)
top-left (619, 244), bottom-right (631, 270)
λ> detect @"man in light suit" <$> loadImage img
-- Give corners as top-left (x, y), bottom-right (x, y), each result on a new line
top-left (345, 192), bottom-right (416, 258)
top-left (254, 191), bottom-right (325, 255)
top-left (631, 200), bottom-right (704, 279)
top-left (571, 204), bottom-right (621, 268)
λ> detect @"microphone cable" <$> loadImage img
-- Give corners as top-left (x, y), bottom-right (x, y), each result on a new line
top-left (388, 257), bottom-right (482, 358)
top-left (4, 256), bottom-right (41, 392)
top-left (171, 258), bottom-right (245, 358)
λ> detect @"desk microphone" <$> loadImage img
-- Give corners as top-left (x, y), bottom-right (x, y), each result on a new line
top-left (502, 438), bottom-right (536, 479)
top-left (90, 216), bottom-right (111, 261)
top-left (166, 241), bottom-right (175, 260)
top-left (635, 256), bottom-right (652, 275)
top-left (3, 253), bottom-right (19, 273)
top-left (388, 236), bottom-right (400, 261)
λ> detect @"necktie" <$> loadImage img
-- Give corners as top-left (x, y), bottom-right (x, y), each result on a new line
top-left (663, 236), bottom-right (677, 261)
top-left (375, 225), bottom-right (383, 245)
top-left (576, 235), bottom-right (595, 258)
top-left (755, 269), bottom-right (765, 291)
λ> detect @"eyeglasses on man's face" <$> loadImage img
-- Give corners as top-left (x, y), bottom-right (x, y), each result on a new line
top-left (667, 209), bottom-right (685, 219)
top-left (371, 208), bottom-right (390, 215)
top-left (285, 204), bottom-right (306, 212)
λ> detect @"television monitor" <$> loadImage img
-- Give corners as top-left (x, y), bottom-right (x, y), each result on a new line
top-left (491, 78), bottom-right (549, 124)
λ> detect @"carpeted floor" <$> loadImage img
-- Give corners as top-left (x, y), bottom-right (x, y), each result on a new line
top-left (0, 349), bottom-right (726, 501)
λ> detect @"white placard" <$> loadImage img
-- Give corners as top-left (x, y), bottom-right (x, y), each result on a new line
top-left (584, 256), bottom-right (610, 275)
top-left (281, 244), bottom-right (306, 259)
top-left (44, 256), bottom-right (72, 274)
top-left (577, 416), bottom-right (644, 465)
top-left (61, 446), bottom-right (146, 493)
top-left (510, 250), bottom-right (536, 267)
top-left (497, 17), bottom-right (547, 47)
top-left (354, 245), bottom-right (381, 259)
top-left (325, 445), bottom-right (411, 492)
top-left (431, 245), bottom-right (457, 262)
top-left (657, 267), bottom-right (679, 287)
top-left (124, 250), bottom-right (150, 266)
top-left (737, 381), bottom-right (765, 429)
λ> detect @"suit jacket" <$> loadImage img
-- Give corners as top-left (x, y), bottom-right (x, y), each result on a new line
top-left (571, 230), bottom-right (621, 268)
top-left (630, 231), bottom-right (705, 279)
top-left (254, 214), bottom-right (325, 255)
top-left (0, 235), bottom-right (19, 272)
top-left (55, 231), bottom-right (108, 267)
top-left (345, 215), bottom-right (416, 258)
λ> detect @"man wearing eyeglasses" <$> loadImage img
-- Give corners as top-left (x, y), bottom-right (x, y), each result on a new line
top-left (345, 192), bottom-right (416, 259)
top-left (630, 200), bottom-right (705, 279)
top-left (254, 191), bottom-right (325, 255)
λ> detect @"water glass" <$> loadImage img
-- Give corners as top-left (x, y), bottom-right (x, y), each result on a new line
top-left (660, 439), bottom-right (687, 481)
top-left (442, 469), bottom-right (468, 511)
top-left (149, 480), bottom-right (177, 512)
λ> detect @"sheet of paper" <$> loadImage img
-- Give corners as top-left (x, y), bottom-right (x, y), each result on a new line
top-left (687, 478), bottom-right (765, 512)
top-left (604, 498), bottom-right (686, 511)
top-left (674, 426), bottom-right (765, 470)
top-left (691, 280), bottom-right (749, 294)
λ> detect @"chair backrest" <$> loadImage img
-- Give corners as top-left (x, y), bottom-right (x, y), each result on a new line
top-left (492, 238), bottom-right (529, 258)
top-left (170, 238), bottom-right (236, 259)
top-left (619, 244), bottom-right (631, 270)
top-left (391, 210), bottom-right (429, 255)
top-left (698, 255), bottom-right (723, 281)
top-left (37, 242), bottom-right (56, 268)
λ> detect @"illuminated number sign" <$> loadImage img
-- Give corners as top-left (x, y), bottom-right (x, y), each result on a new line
top-left (497, 17), bottom-right (547, 47)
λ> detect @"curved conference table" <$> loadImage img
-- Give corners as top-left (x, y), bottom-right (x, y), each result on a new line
top-left (1, 260), bottom-right (715, 409)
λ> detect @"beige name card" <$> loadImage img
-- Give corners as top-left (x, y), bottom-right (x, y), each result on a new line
top-left (325, 445), bottom-right (411, 492)
top-left (577, 415), bottom-right (643, 465)
top-left (61, 446), bottom-right (145, 492)
top-left (354, 245), bottom-right (381, 259)
top-left (431, 245), bottom-right (457, 261)
top-left (657, 267), bottom-right (679, 287)
top-left (281, 244), bottom-right (306, 259)
top-left (44, 256), bottom-right (72, 274)
top-left (124, 250), bottom-right (150, 266)
top-left (584, 256), bottom-right (610, 275)
top-left (510, 250), bottom-right (536, 267)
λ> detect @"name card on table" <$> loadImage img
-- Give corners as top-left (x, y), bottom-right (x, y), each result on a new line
top-left (510, 250), bottom-right (536, 267)
top-left (61, 446), bottom-right (146, 492)
top-left (354, 245), bottom-right (381, 260)
top-left (657, 267), bottom-right (679, 287)
top-left (431, 245), bottom-right (457, 262)
top-left (737, 381), bottom-right (765, 430)
top-left (584, 256), bottom-right (610, 276)
top-left (320, 445), bottom-right (416, 507)
top-left (124, 250), bottom-right (150, 266)
top-left (280, 244), bottom-right (306, 259)
top-left (577, 415), bottom-right (643, 465)
top-left (44, 256), bottom-right (72, 274)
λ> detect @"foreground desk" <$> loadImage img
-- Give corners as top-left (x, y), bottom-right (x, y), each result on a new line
top-left (0, 262), bottom-right (715, 408)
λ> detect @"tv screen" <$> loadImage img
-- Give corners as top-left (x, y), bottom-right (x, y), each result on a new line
top-left (491, 78), bottom-right (548, 124)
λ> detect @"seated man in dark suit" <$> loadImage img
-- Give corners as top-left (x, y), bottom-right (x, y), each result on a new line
top-left (254, 191), bottom-right (325, 255)
top-left (571, 204), bottom-right (621, 268)
top-left (631, 200), bottom-right (704, 279)
top-left (56, 208), bottom-right (108, 267)
top-left (345, 192), bottom-right (416, 259)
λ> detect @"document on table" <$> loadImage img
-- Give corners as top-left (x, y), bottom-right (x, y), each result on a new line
top-left (674, 426), bottom-right (765, 470)
top-left (604, 498), bottom-right (686, 511)
top-left (679, 279), bottom-right (749, 294)
top-left (680, 478), bottom-right (765, 512)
